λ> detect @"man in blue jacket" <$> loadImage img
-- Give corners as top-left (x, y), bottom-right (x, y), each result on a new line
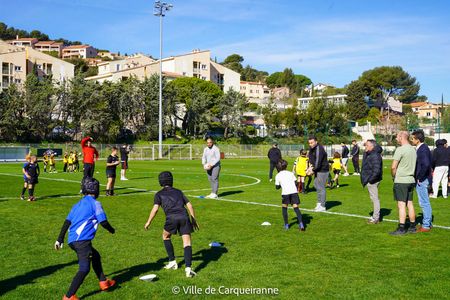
top-left (411, 130), bottom-right (433, 232)
top-left (361, 140), bottom-right (383, 224)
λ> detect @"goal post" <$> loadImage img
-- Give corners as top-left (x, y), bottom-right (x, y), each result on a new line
top-left (151, 144), bottom-right (193, 160)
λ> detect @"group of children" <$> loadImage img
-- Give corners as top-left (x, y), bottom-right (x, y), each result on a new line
top-left (292, 149), bottom-right (345, 193)
top-left (43, 152), bottom-right (57, 173)
top-left (62, 152), bottom-right (80, 173)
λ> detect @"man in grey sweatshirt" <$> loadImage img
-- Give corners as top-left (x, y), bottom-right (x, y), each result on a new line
top-left (202, 138), bottom-right (221, 199)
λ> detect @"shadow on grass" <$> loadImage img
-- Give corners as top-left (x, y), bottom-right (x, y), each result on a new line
top-left (326, 201), bottom-right (342, 210)
top-left (379, 208), bottom-right (392, 221)
top-left (79, 258), bottom-right (167, 299)
top-left (0, 260), bottom-right (77, 296)
top-left (289, 213), bottom-right (313, 229)
top-left (127, 176), bottom-right (152, 180)
top-left (178, 246), bottom-right (228, 274)
top-left (218, 190), bottom-right (243, 197)
top-left (41, 193), bottom-right (78, 199)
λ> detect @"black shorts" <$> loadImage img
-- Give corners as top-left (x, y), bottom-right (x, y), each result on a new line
top-left (282, 193), bottom-right (300, 205)
top-left (106, 171), bottom-right (116, 178)
top-left (393, 183), bottom-right (415, 202)
top-left (164, 215), bottom-right (193, 235)
top-left (26, 177), bottom-right (38, 185)
top-left (333, 169), bottom-right (340, 175)
top-left (121, 160), bottom-right (128, 170)
top-left (84, 163), bottom-right (94, 178)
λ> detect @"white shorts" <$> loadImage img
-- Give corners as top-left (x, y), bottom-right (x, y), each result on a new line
top-left (342, 158), bottom-right (349, 166)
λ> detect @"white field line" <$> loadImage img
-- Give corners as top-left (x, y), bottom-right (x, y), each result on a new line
top-left (1, 172), bottom-right (449, 230)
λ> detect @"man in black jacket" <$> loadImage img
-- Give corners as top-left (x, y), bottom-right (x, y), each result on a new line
top-left (411, 130), bottom-right (433, 232)
top-left (361, 140), bottom-right (383, 224)
top-left (431, 139), bottom-right (449, 198)
top-left (308, 136), bottom-right (328, 212)
top-left (341, 142), bottom-right (350, 176)
top-left (267, 143), bottom-right (282, 182)
top-left (351, 140), bottom-right (361, 175)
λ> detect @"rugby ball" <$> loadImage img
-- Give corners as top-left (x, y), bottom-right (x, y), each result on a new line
top-left (139, 274), bottom-right (157, 282)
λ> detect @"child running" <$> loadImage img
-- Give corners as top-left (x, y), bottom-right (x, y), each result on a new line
top-left (275, 159), bottom-right (305, 231)
top-left (54, 177), bottom-right (116, 300)
top-left (23, 155), bottom-right (40, 201)
top-left (293, 149), bottom-right (309, 193)
top-left (144, 171), bottom-right (199, 278)
top-left (105, 147), bottom-right (120, 196)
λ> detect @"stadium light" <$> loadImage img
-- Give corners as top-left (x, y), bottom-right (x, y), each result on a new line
top-left (154, 1), bottom-right (172, 159)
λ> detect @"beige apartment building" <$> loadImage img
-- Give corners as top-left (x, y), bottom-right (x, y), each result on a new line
top-left (161, 49), bottom-right (240, 92)
top-left (0, 39), bottom-right (74, 89)
top-left (411, 101), bottom-right (443, 119)
top-left (240, 81), bottom-right (271, 100)
top-left (34, 41), bottom-right (65, 57)
top-left (6, 37), bottom-right (38, 48)
top-left (62, 45), bottom-right (97, 59)
top-left (297, 94), bottom-right (347, 110)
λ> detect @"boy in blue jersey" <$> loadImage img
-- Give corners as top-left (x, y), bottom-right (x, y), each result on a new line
top-left (54, 177), bottom-right (116, 300)
top-left (144, 171), bottom-right (199, 278)
top-left (23, 155), bottom-right (40, 201)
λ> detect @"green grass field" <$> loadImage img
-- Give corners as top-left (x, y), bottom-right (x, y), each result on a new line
top-left (1, 159), bottom-right (450, 299)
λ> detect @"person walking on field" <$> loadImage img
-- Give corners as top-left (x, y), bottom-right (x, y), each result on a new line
top-left (361, 140), bottom-right (383, 224)
top-left (390, 131), bottom-right (417, 236)
top-left (308, 136), bottom-right (328, 212)
top-left (341, 142), bottom-right (350, 176)
top-left (410, 130), bottom-right (433, 232)
top-left (268, 143), bottom-right (282, 182)
top-left (351, 140), bottom-right (360, 175)
top-left (80, 136), bottom-right (99, 193)
top-left (202, 138), bottom-right (221, 199)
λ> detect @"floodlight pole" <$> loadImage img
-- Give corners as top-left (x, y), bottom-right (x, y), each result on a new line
top-left (154, 1), bottom-right (172, 159)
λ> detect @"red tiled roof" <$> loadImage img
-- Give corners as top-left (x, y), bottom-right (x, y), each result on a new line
top-left (410, 102), bottom-right (427, 107)
top-left (63, 45), bottom-right (92, 50)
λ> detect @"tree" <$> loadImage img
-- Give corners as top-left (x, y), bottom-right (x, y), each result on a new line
top-left (262, 99), bottom-right (278, 134)
top-left (217, 88), bottom-right (247, 138)
top-left (265, 69), bottom-right (311, 96)
top-left (0, 84), bottom-right (27, 141)
top-left (359, 66), bottom-right (420, 105)
top-left (221, 54), bottom-right (244, 74)
top-left (345, 80), bottom-right (368, 120)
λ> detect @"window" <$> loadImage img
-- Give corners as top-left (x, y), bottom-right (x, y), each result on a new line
top-left (426, 112), bottom-right (431, 117)
top-left (14, 66), bottom-right (22, 72)
top-left (116, 64), bottom-right (120, 72)
top-left (201, 64), bottom-right (207, 70)
top-left (202, 76), bottom-right (206, 80)
top-left (37, 64), bottom-right (42, 69)
top-left (15, 78), bottom-right (21, 84)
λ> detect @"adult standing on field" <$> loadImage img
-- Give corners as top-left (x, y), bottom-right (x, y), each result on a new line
top-left (351, 140), bottom-right (360, 175)
top-left (341, 142), bottom-right (350, 176)
top-left (390, 131), bottom-right (417, 236)
top-left (361, 140), bottom-right (383, 224)
top-left (411, 130), bottom-right (433, 232)
top-left (202, 138), bottom-right (221, 199)
top-left (120, 144), bottom-right (130, 181)
top-left (431, 139), bottom-right (449, 199)
top-left (81, 136), bottom-right (99, 179)
top-left (308, 136), bottom-right (328, 212)
top-left (268, 143), bottom-right (282, 182)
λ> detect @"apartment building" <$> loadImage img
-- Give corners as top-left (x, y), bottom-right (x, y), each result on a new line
top-left (240, 81), bottom-right (271, 100)
top-left (34, 41), bottom-right (65, 57)
top-left (411, 101), bottom-right (442, 119)
top-left (297, 94), bottom-right (347, 110)
top-left (0, 39), bottom-right (74, 89)
top-left (6, 37), bottom-right (38, 48)
top-left (161, 49), bottom-right (240, 92)
top-left (62, 45), bottom-right (97, 59)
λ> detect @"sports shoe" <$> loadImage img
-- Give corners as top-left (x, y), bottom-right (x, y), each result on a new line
top-left (336, 185), bottom-right (340, 188)
top-left (206, 193), bottom-right (218, 199)
top-left (99, 278), bottom-right (116, 291)
top-left (417, 226), bottom-right (431, 232)
top-left (314, 205), bottom-right (326, 212)
top-left (20, 195), bottom-right (25, 200)
top-left (185, 267), bottom-right (197, 278)
top-left (120, 177), bottom-right (128, 181)
top-left (343, 173), bottom-right (349, 176)
top-left (353, 172), bottom-right (360, 176)
top-left (299, 222), bottom-right (305, 231)
top-left (284, 224), bottom-right (289, 230)
top-left (367, 217), bottom-right (379, 224)
top-left (430, 195), bottom-right (437, 199)
top-left (443, 196), bottom-right (448, 199)
top-left (164, 260), bottom-right (178, 270)
top-left (62, 295), bottom-right (79, 300)
top-left (389, 226), bottom-right (406, 236)
top-left (407, 225), bottom-right (417, 234)
top-left (269, 178), bottom-right (273, 182)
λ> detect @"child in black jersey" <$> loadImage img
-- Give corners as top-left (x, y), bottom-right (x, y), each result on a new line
top-left (105, 147), bottom-right (120, 196)
top-left (144, 171), bottom-right (199, 278)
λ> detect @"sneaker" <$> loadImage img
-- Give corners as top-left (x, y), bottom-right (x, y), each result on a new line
top-left (299, 222), bottom-right (305, 231)
top-left (367, 217), bottom-right (379, 224)
top-left (430, 195), bottom-right (438, 199)
top-left (336, 185), bottom-right (340, 188)
top-left (407, 225), bottom-right (417, 234)
top-left (389, 227), bottom-right (406, 236)
top-left (417, 226), bottom-right (431, 233)
top-left (206, 193), bottom-right (218, 199)
top-left (314, 205), bottom-right (326, 212)
top-left (121, 177), bottom-right (129, 181)
top-left (269, 178), bottom-right (273, 182)
top-left (62, 295), bottom-right (79, 300)
top-left (284, 224), bottom-right (289, 230)
top-left (164, 260), bottom-right (178, 270)
top-left (444, 196), bottom-right (448, 199)
top-left (20, 195), bottom-right (25, 200)
top-left (343, 173), bottom-right (349, 176)
top-left (99, 278), bottom-right (116, 291)
top-left (185, 267), bottom-right (197, 278)
top-left (353, 173), bottom-right (360, 176)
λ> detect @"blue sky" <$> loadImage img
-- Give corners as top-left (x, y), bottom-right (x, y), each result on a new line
top-left (2, 0), bottom-right (450, 102)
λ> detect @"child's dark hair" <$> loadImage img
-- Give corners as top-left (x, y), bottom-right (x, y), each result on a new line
top-left (300, 149), bottom-right (307, 156)
top-left (276, 159), bottom-right (288, 171)
top-left (333, 152), bottom-right (341, 159)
